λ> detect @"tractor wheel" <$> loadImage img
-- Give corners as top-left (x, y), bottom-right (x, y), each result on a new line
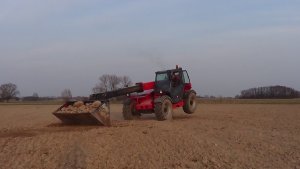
top-left (122, 99), bottom-right (137, 120)
top-left (183, 90), bottom-right (197, 114)
top-left (154, 96), bottom-right (173, 121)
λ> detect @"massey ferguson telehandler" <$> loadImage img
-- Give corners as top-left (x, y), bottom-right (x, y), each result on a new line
top-left (53, 66), bottom-right (197, 126)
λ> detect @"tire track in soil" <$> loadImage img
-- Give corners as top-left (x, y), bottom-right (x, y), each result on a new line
top-left (58, 141), bottom-right (87, 169)
top-left (0, 125), bottom-right (97, 139)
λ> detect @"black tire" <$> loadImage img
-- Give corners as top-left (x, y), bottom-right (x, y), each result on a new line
top-left (122, 99), bottom-right (137, 120)
top-left (154, 96), bottom-right (173, 121)
top-left (183, 90), bottom-right (197, 114)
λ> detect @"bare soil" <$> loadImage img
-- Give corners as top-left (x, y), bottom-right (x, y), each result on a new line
top-left (0, 104), bottom-right (299, 169)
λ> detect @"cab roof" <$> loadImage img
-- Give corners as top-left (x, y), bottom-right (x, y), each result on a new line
top-left (155, 68), bottom-right (184, 74)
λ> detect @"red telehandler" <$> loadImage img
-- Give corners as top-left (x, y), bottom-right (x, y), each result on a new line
top-left (53, 66), bottom-right (197, 126)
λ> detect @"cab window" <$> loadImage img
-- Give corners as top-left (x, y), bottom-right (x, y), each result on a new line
top-left (183, 71), bottom-right (190, 83)
top-left (156, 73), bottom-right (169, 81)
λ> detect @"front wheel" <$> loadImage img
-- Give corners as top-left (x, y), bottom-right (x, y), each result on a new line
top-left (122, 99), bottom-right (137, 120)
top-left (183, 90), bottom-right (197, 114)
top-left (154, 96), bottom-right (173, 121)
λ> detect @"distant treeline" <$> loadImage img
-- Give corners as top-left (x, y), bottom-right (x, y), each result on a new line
top-left (238, 86), bottom-right (300, 99)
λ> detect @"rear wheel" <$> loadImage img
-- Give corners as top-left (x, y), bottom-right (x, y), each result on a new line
top-left (183, 90), bottom-right (197, 114)
top-left (154, 96), bottom-right (173, 121)
top-left (122, 99), bottom-right (137, 120)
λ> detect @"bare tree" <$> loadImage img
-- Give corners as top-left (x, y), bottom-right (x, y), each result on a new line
top-left (92, 74), bottom-right (110, 93)
top-left (61, 89), bottom-right (72, 101)
top-left (99, 74), bottom-right (110, 91)
top-left (108, 75), bottom-right (121, 91)
top-left (92, 84), bottom-right (106, 94)
top-left (93, 74), bottom-right (124, 93)
top-left (120, 76), bottom-right (133, 88)
top-left (0, 83), bottom-right (20, 102)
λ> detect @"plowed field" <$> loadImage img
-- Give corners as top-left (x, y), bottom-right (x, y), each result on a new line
top-left (0, 104), bottom-right (299, 169)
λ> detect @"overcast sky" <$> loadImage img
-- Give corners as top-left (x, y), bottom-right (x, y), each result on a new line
top-left (0, 0), bottom-right (300, 97)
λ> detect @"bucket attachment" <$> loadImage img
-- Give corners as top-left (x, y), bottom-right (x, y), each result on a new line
top-left (53, 101), bottom-right (111, 126)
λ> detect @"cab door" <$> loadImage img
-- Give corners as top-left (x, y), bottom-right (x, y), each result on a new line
top-left (170, 70), bottom-right (185, 103)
